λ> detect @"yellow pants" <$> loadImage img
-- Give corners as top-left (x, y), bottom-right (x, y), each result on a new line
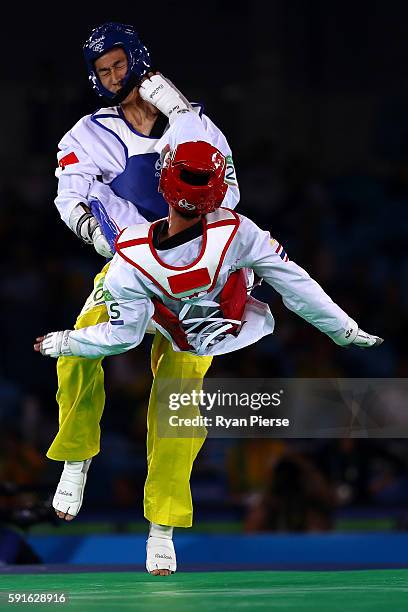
top-left (47, 264), bottom-right (212, 527)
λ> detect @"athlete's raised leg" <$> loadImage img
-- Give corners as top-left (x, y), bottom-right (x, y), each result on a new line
top-left (48, 264), bottom-right (110, 519)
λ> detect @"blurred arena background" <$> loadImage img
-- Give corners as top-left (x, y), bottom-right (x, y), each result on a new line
top-left (1, 0), bottom-right (408, 577)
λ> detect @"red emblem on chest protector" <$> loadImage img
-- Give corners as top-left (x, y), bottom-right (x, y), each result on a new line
top-left (59, 152), bottom-right (79, 169)
top-left (168, 268), bottom-right (211, 294)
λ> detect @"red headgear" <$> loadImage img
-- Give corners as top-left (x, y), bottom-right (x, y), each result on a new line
top-left (159, 141), bottom-right (228, 216)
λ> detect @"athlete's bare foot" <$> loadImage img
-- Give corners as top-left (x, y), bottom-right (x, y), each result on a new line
top-left (150, 569), bottom-right (171, 576)
top-left (55, 510), bottom-right (75, 521)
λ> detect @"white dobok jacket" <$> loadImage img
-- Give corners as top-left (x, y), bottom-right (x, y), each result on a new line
top-left (55, 108), bottom-right (239, 249)
top-left (67, 208), bottom-right (359, 358)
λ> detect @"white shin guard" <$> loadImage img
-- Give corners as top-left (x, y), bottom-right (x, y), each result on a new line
top-left (53, 459), bottom-right (92, 517)
top-left (146, 523), bottom-right (177, 573)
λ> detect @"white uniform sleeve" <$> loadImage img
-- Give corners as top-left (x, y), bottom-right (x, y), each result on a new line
top-left (154, 111), bottom-right (240, 210)
top-left (67, 257), bottom-right (154, 358)
top-left (237, 217), bottom-right (358, 345)
top-left (201, 114), bottom-right (239, 210)
top-left (68, 296), bottom-right (154, 358)
top-left (154, 110), bottom-right (208, 151)
top-left (55, 119), bottom-right (103, 226)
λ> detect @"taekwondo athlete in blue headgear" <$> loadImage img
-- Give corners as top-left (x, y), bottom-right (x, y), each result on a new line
top-left (49, 20), bottom-right (239, 576)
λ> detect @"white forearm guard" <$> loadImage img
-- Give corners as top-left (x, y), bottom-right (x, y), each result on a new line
top-left (68, 203), bottom-right (113, 258)
top-left (139, 74), bottom-right (193, 124)
top-left (68, 203), bottom-right (99, 244)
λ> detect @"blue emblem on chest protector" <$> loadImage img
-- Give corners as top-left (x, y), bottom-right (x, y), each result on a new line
top-left (110, 152), bottom-right (168, 221)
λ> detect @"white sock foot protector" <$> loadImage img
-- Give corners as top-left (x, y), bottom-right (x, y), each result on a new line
top-left (146, 522), bottom-right (177, 573)
top-left (53, 459), bottom-right (92, 517)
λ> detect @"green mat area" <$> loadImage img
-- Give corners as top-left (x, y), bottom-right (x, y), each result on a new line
top-left (1, 570), bottom-right (408, 611)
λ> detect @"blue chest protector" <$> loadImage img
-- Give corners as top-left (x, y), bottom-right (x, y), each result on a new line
top-left (110, 152), bottom-right (168, 222)
top-left (90, 110), bottom-right (169, 226)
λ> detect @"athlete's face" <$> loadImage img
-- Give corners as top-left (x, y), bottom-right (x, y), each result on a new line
top-left (94, 48), bottom-right (128, 94)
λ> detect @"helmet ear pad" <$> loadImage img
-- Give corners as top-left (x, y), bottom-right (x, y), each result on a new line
top-left (159, 141), bottom-right (228, 217)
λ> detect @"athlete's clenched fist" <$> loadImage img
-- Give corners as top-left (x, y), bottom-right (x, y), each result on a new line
top-left (34, 331), bottom-right (73, 358)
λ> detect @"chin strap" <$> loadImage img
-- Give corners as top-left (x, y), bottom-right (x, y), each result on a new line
top-left (100, 73), bottom-right (139, 107)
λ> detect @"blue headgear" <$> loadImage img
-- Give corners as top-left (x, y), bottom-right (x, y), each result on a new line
top-left (83, 22), bottom-right (151, 105)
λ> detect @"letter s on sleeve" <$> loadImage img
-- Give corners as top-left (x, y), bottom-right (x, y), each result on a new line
top-left (108, 302), bottom-right (124, 325)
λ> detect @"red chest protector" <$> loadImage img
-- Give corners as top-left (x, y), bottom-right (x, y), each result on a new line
top-left (152, 268), bottom-right (248, 350)
top-left (115, 208), bottom-right (248, 351)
